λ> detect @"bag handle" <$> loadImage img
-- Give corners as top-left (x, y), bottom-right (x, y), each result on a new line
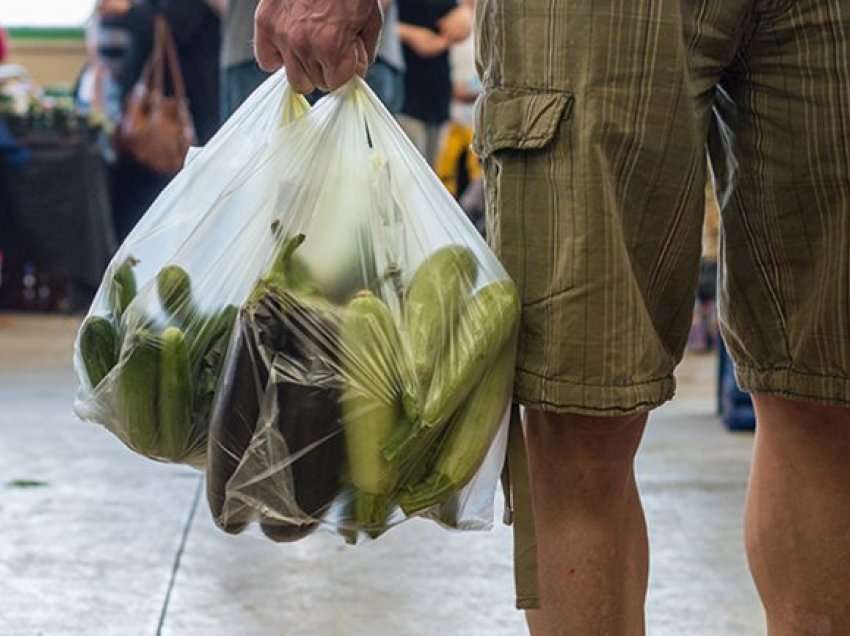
top-left (159, 16), bottom-right (189, 102)
top-left (281, 84), bottom-right (310, 125)
top-left (145, 15), bottom-right (188, 102)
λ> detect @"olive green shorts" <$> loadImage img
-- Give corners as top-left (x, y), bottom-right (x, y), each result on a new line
top-left (475, 0), bottom-right (850, 609)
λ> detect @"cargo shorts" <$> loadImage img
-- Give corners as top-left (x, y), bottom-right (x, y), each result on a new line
top-left (474, 0), bottom-right (850, 609)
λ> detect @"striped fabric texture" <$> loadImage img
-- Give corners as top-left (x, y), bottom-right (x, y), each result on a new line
top-left (474, 0), bottom-right (850, 416)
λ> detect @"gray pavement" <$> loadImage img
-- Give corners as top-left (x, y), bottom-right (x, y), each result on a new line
top-left (0, 314), bottom-right (764, 635)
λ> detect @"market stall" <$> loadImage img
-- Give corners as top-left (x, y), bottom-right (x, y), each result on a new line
top-left (0, 64), bottom-right (116, 311)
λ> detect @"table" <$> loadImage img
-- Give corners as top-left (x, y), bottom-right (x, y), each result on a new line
top-left (0, 130), bottom-right (116, 310)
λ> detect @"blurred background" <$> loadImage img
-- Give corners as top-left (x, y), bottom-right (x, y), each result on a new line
top-left (0, 1), bottom-right (762, 634)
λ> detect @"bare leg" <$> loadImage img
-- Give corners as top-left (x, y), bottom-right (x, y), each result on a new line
top-left (747, 395), bottom-right (850, 636)
top-left (525, 410), bottom-right (650, 636)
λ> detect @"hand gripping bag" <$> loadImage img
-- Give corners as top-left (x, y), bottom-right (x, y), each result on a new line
top-left (74, 72), bottom-right (519, 540)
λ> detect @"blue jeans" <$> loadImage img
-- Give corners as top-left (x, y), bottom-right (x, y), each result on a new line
top-left (365, 60), bottom-right (405, 114)
top-left (308, 60), bottom-right (405, 112)
top-left (221, 61), bottom-right (270, 120)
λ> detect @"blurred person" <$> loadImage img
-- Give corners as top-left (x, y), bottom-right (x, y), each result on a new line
top-left (257, 3), bottom-right (850, 635)
top-left (98, 0), bottom-right (221, 241)
top-left (103, 0), bottom-right (221, 144)
top-left (434, 28), bottom-right (483, 232)
top-left (396, 0), bottom-right (471, 163)
top-left (74, 14), bottom-right (126, 125)
top-left (221, 0), bottom-right (270, 119)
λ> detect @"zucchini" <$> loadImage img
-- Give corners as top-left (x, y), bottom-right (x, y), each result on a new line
top-left (157, 265), bottom-right (193, 323)
top-left (118, 329), bottom-right (160, 454)
top-left (158, 327), bottom-right (194, 460)
top-left (385, 280), bottom-right (520, 472)
top-left (108, 256), bottom-right (139, 321)
top-left (403, 246), bottom-right (478, 415)
top-left (341, 291), bottom-right (406, 532)
top-left (399, 344), bottom-right (515, 514)
top-left (79, 316), bottom-right (119, 388)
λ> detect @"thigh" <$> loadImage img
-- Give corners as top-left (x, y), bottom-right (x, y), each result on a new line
top-left (712, 1), bottom-right (850, 406)
top-left (475, 0), bottom-right (717, 415)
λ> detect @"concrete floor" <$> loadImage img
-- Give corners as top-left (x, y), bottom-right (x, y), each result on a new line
top-left (0, 314), bottom-right (765, 635)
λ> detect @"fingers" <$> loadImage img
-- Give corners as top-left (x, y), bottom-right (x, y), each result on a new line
top-left (254, 0), bottom-right (383, 92)
top-left (360, 3), bottom-right (384, 64)
top-left (254, 1), bottom-right (284, 71)
top-left (322, 47), bottom-right (359, 91)
top-left (284, 49), bottom-right (316, 95)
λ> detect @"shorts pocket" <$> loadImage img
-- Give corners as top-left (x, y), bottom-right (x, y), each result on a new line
top-left (473, 87), bottom-right (574, 306)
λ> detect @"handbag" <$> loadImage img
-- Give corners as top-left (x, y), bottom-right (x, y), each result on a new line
top-left (117, 15), bottom-right (196, 175)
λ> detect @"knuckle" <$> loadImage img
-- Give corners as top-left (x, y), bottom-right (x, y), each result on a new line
top-left (289, 29), bottom-right (311, 54)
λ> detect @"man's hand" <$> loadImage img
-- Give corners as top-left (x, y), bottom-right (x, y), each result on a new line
top-left (254, 0), bottom-right (383, 94)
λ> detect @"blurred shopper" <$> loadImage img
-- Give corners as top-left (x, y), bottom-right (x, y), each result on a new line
top-left (110, 0), bottom-right (221, 144)
top-left (98, 0), bottom-right (221, 240)
top-left (74, 15), bottom-right (125, 126)
top-left (396, 0), bottom-right (471, 164)
top-left (221, 0), bottom-right (270, 119)
top-left (434, 32), bottom-right (483, 232)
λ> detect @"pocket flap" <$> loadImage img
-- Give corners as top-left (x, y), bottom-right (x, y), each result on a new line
top-left (473, 88), bottom-right (573, 158)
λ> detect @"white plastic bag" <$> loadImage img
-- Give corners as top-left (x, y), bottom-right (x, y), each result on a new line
top-left (74, 72), bottom-right (519, 541)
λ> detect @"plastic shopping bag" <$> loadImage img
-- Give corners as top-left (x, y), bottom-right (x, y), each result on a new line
top-left (74, 71), bottom-right (519, 541)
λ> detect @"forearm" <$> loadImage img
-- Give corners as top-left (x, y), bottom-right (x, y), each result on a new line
top-left (398, 23), bottom-right (450, 57)
top-left (438, 5), bottom-right (472, 44)
top-left (205, 0), bottom-right (228, 17)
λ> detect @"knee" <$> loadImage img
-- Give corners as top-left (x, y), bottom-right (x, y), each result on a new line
top-left (526, 409), bottom-right (648, 506)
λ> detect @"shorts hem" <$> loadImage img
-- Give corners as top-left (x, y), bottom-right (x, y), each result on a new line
top-left (736, 365), bottom-right (850, 408)
top-left (514, 370), bottom-right (676, 417)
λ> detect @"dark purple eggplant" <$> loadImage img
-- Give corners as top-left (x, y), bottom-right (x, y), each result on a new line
top-left (255, 290), bottom-right (345, 539)
top-left (205, 316), bottom-right (271, 534)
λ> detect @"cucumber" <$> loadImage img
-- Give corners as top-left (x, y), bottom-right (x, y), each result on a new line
top-left (157, 265), bottom-right (193, 323)
top-left (385, 280), bottom-right (520, 472)
top-left (403, 246), bottom-right (478, 415)
top-left (188, 305), bottom-right (238, 376)
top-left (79, 316), bottom-right (119, 388)
top-left (158, 327), bottom-right (194, 460)
top-left (399, 344), bottom-right (515, 514)
top-left (108, 256), bottom-right (139, 321)
top-left (341, 291), bottom-right (406, 532)
top-left (118, 329), bottom-right (160, 454)
top-left (189, 305), bottom-right (239, 445)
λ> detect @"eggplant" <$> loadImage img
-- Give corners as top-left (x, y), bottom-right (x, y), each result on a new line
top-left (255, 290), bottom-right (345, 539)
top-left (205, 316), bottom-right (270, 534)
